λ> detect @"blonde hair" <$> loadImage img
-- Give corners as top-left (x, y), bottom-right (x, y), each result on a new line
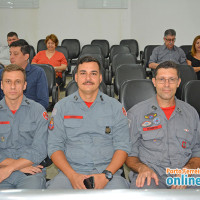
top-left (191, 35), bottom-right (200, 56)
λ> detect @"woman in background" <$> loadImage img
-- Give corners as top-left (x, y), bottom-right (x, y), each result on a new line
top-left (32, 34), bottom-right (67, 86)
top-left (186, 35), bottom-right (200, 80)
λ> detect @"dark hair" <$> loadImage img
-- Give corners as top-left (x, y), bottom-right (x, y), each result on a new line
top-left (1, 64), bottom-right (26, 82)
top-left (164, 29), bottom-right (176, 37)
top-left (9, 39), bottom-right (30, 55)
top-left (77, 56), bottom-right (102, 73)
top-left (45, 34), bottom-right (59, 47)
top-left (154, 61), bottom-right (180, 78)
top-left (7, 32), bottom-right (18, 38)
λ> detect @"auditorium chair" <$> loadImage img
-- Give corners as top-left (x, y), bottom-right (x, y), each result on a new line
top-left (61, 39), bottom-right (81, 69)
top-left (109, 45), bottom-right (130, 63)
top-left (119, 79), bottom-right (156, 111)
top-left (114, 64), bottom-right (146, 96)
top-left (120, 39), bottom-right (139, 61)
top-left (33, 64), bottom-right (58, 112)
top-left (179, 45), bottom-right (192, 55)
top-left (181, 80), bottom-right (200, 117)
top-left (111, 53), bottom-right (137, 76)
top-left (176, 64), bottom-right (197, 100)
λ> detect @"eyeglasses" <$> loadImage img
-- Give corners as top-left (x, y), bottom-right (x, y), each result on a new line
top-left (156, 77), bottom-right (178, 84)
top-left (165, 38), bottom-right (176, 42)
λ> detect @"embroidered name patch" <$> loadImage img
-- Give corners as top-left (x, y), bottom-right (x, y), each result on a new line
top-left (64, 116), bottom-right (83, 119)
top-left (143, 125), bottom-right (162, 131)
top-left (0, 121), bottom-right (10, 124)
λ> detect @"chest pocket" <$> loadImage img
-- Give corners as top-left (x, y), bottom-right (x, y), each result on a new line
top-left (64, 118), bottom-right (83, 140)
top-left (176, 128), bottom-right (193, 149)
top-left (19, 123), bottom-right (37, 145)
top-left (97, 116), bottom-right (113, 136)
top-left (0, 125), bottom-right (12, 149)
top-left (141, 129), bottom-right (164, 151)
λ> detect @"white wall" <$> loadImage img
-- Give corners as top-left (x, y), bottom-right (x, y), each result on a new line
top-left (0, 0), bottom-right (199, 52)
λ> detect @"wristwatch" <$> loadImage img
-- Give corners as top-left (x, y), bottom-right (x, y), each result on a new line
top-left (102, 170), bottom-right (113, 181)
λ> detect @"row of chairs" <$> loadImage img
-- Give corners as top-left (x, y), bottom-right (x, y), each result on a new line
top-left (119, 79), bottom-right (200, 117)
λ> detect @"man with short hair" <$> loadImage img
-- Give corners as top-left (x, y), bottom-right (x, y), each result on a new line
top-left (0, 32), bottom-right (19, 66)
top-left (149, 29), bottom-right (187, 69)
top-left (47, 56), bottom-right (130, 189)
top-left (126, 61), bottom-right (200, 189)
top-left (0, 64), bottom-right (48, 189)
top-left (0, 39), bottom-right (49, 109)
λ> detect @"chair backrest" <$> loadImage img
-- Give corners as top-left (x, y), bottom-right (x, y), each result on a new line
top-left (61, 39), bottom-right (80, 59)
top-left (112, 53), bottom-right (137, 75)
top-left (78, 53), bottom-right (105, 69)
top-left (29, 45), bottom-right (36, 63)
top-left (119, 79), bottom-right (156, 111)
top-left (56, 46), bottom-right (68, 61)
top-left (179, 45), bottom-right (192, 55)
top-left (142, 45), bottom-right (160, 68)
top-left (114, 64), bottom-right (146, 95)
top-left (34, 64), bottom-right (56, 96)
top-left (120, 39), bottom-right (139, 58)
top-left (176, 64), bottom-right (197, 99)
top-left (110, 45), bottom-right (130, 62)
top-left (37, 39), bottom-right (46, 53)
top-left (91, 39), bottom-right (110, 58)
top-left (181, 80), bottom-right (200, 117)
top-left (65, 80), bottom-right (107, 96)
top-left (81, 45), bottom-right (103, 56)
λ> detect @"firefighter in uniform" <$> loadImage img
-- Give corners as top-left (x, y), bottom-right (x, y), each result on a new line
top-left (0, 64), bottom-right (48, 189)
top-left (126, 61), bottom-right (200, 189)
top-left (47, 56), bottom-right (130, 189)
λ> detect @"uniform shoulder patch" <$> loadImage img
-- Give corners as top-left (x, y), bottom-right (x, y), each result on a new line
top-left (122, 107), bottom-right (127, 116)
top-left (43, 111), bottom-right (48, 120)
top-left (48, 117), bottom-right (54, 130)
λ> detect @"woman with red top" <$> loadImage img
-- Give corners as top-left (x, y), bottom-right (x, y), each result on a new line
top-left (32, 34), bottom-right (68, 86)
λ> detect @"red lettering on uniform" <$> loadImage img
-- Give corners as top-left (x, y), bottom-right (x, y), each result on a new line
top-left (0, 121), bottom-right (10, 124)
top-left (64, 116), bottom-right (83, 119)
top-left (143, 124), bottom-right (162, 131)
top-left (182, 141), bottom-right (186, 148)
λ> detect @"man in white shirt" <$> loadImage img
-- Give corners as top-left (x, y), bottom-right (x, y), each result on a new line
top-left (0, 32), bottom-right (19, 66)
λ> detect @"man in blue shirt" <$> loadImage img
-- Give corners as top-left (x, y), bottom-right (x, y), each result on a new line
top-left (0, 39), bottom-right (49, 109)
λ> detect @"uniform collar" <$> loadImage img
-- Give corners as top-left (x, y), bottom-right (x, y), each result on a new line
top-left (0, 95), bottom-right (30, 111)
top-left (72, 90), bottom-right (105, 104)
top-left (150, 95), bottom-right (182, 116)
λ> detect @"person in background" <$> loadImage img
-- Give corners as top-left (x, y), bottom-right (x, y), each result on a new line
top-left (0, 39), bottom-right (49, 109)
top-left (149, 29), bottom-right (187, 69)
top-left (0, 32), bottom-right (19, 66)
top-left (186, 35), bottom-right (200, 80)
top-left (32, 34), bottom-right (67, 87)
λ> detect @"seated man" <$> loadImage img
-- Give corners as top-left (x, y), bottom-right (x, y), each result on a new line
top-left (149, 29), bottom-right (187, 69)
top-left (0, 39), bottom-right (49, 109)
top-left (0, 64), bottom-right (48, 189)
top-left (47, 56), bottom-right (130, 189)
top-left (126, 61), bottom-right (200, 189)
top-left (0, 32), bottom-right (19, 66)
